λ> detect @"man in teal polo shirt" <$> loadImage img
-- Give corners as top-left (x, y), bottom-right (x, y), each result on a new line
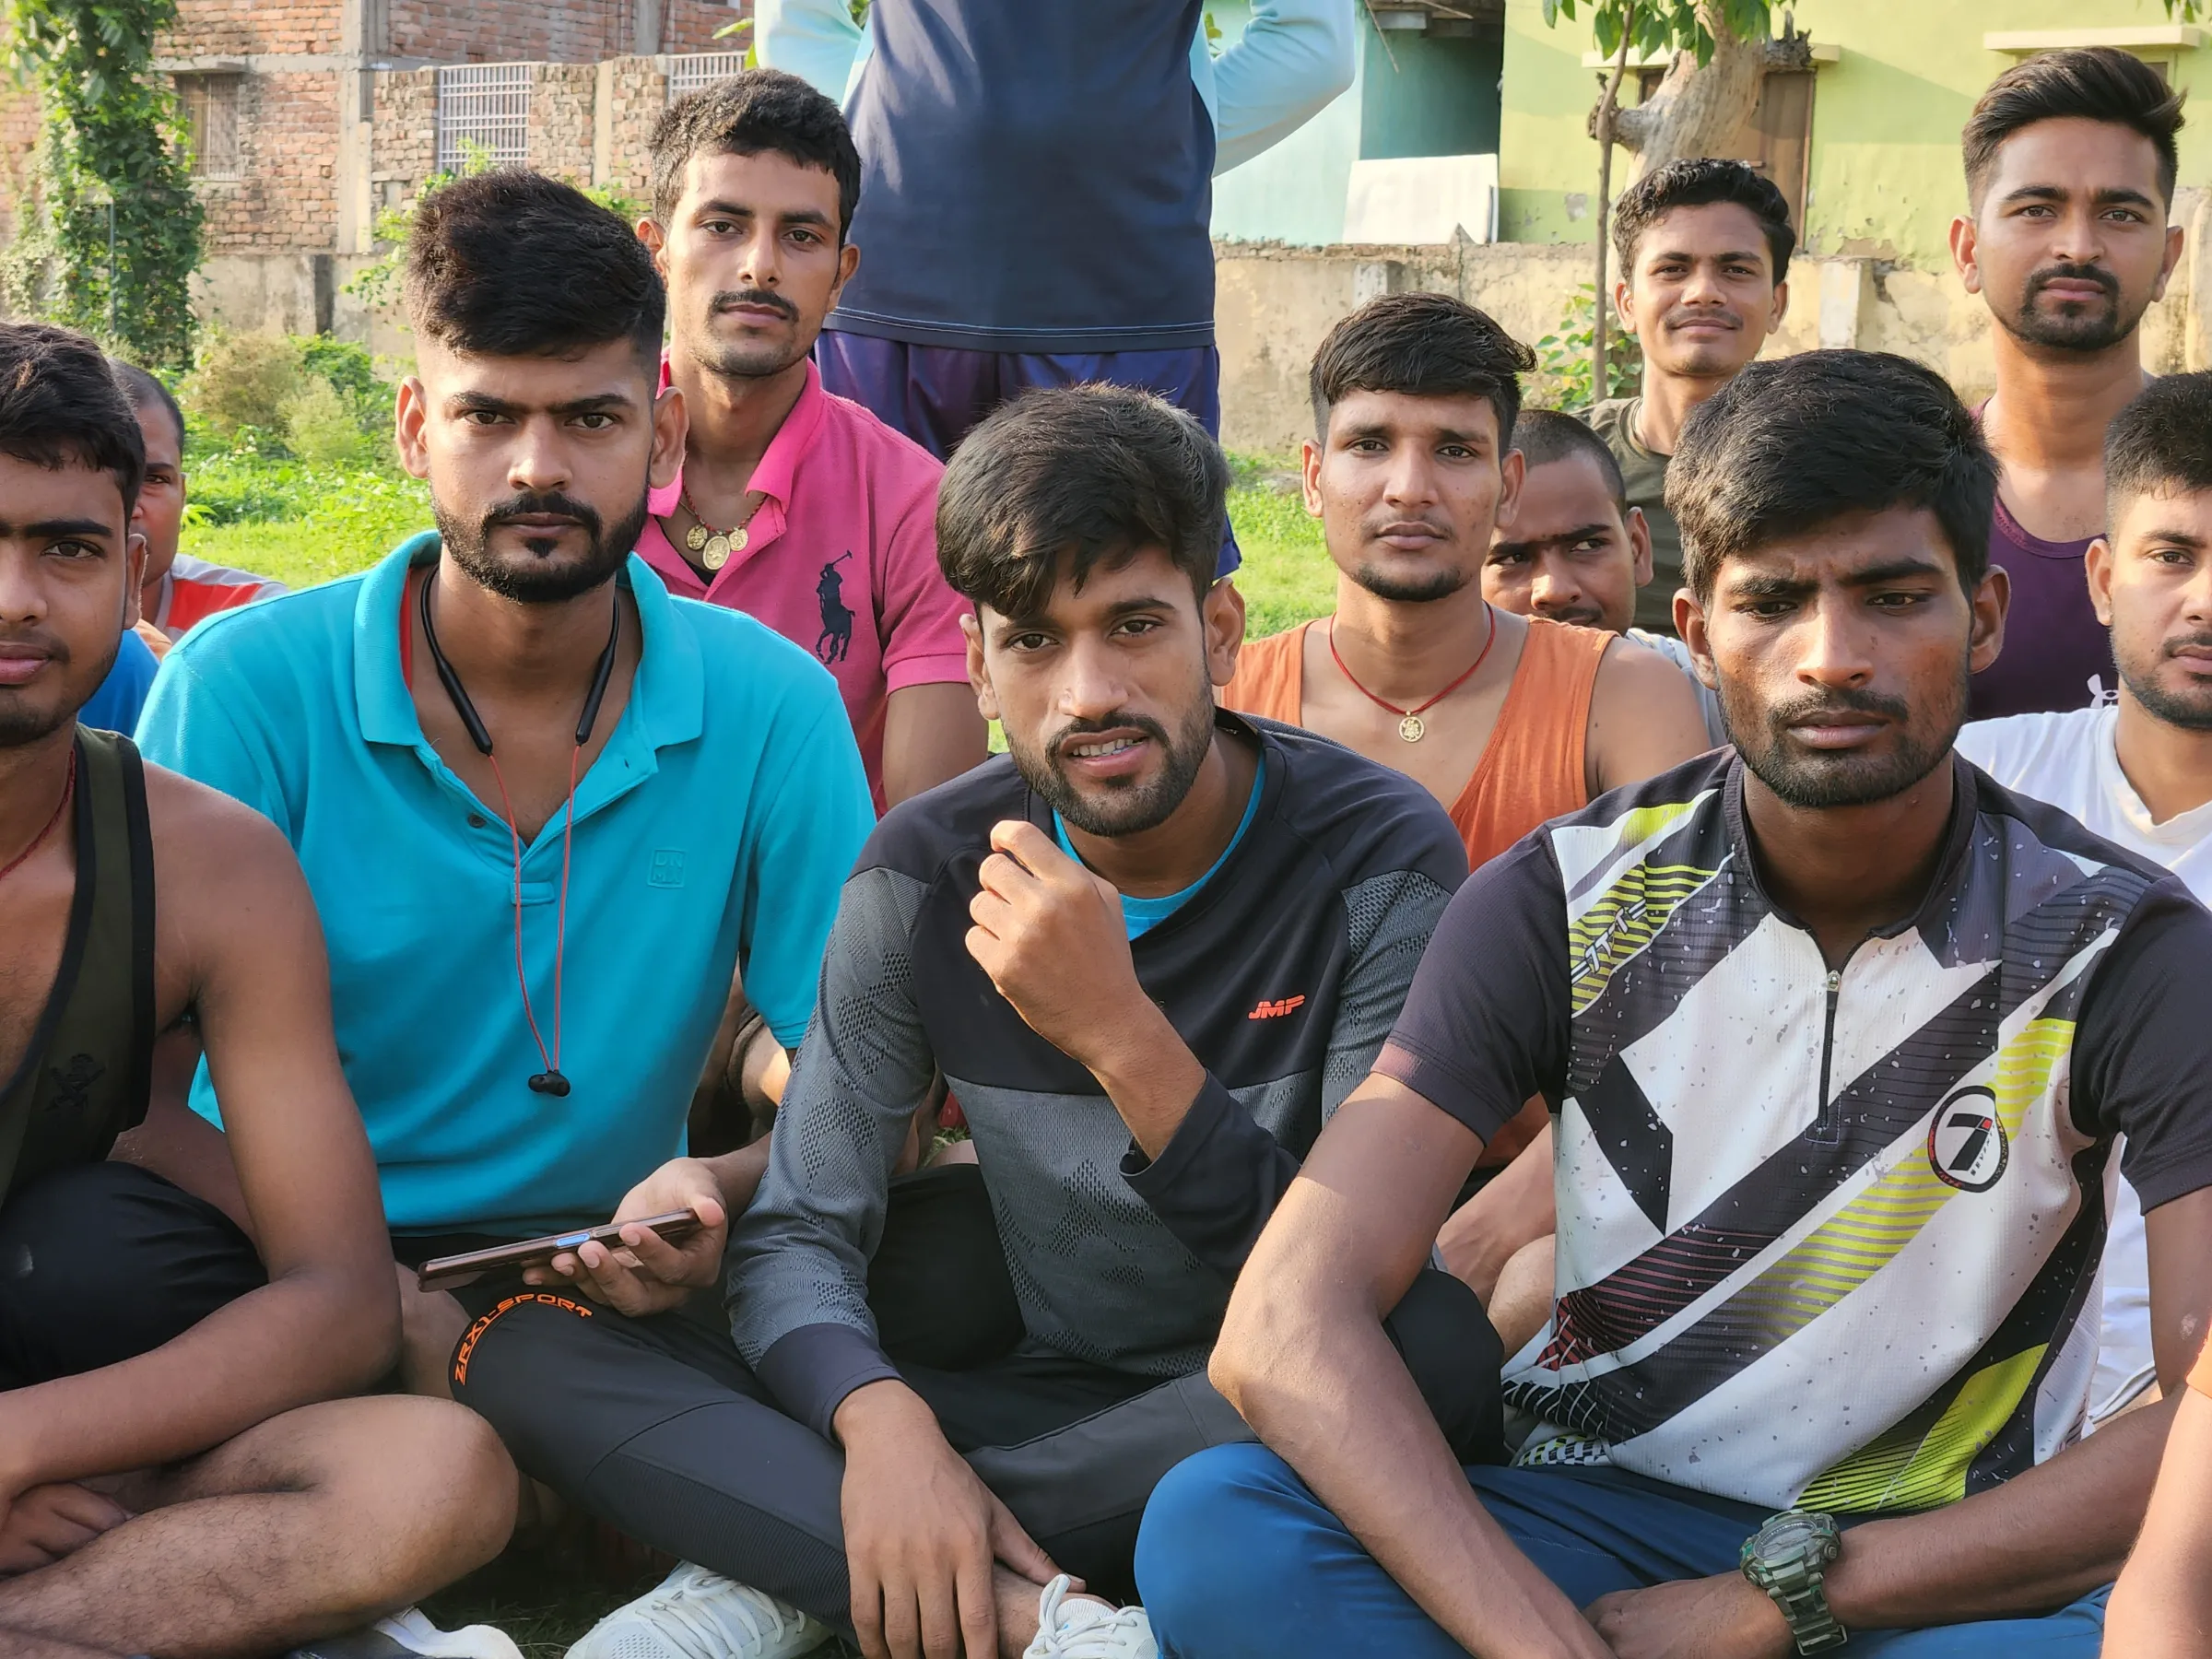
top-left (137, 171), bottom-right (873, 1391)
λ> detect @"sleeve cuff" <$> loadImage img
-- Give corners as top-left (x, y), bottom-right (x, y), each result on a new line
top-left (1373, 1039), bottom-right (1522, 1146)
top-left (756, 1322), bottom-right (901, 1441)
top-left (883, 652), bottom-right (973, 693)
top-left (1120, 1074), bottom-right (1299, 1278)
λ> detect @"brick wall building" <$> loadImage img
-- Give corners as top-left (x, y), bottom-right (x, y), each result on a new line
top-left (0, 0), bottom-right (754, 342)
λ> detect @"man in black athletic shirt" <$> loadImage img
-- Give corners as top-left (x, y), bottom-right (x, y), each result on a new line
top-left (0, 324), bottom-right (514, 1657)
top-left (455, 385), bottom-right (1499, 1659)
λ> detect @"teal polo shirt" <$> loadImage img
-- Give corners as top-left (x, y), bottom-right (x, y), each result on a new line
top-left (137, 534), bottom-right (874, 1236)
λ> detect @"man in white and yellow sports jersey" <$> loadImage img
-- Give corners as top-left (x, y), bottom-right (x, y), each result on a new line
top-left (1135, 350), bottom-right (2212, 1659)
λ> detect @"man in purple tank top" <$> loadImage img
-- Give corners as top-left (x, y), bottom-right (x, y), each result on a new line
top-left (1953, 47), bottom-right (2186, 718)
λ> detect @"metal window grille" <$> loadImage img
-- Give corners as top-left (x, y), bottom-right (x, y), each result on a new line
top-left (175, 74), bottom-right (241, 180)
top-left (436, 63), bottom-right (531, 172)
top-left (666, 52), bottom-right (750, 105)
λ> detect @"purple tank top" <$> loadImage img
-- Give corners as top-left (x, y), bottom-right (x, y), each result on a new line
top-left (1969, 495), bottom-right (2113, 720)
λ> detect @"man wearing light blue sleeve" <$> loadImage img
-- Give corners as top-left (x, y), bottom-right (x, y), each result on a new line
top-left (759, 0), bottom-right (1354, 574)
top-left (136, 170), bottom-right (875, 1394)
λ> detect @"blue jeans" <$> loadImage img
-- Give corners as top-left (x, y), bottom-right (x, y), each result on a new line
top-left (1135, 1445), bottom-right (2110, 1657)
top-left (816, 329), bottom-right (1241, 579)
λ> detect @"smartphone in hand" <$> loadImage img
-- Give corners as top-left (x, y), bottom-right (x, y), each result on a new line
top-left (416, 1210), bottom-right (705, 1290)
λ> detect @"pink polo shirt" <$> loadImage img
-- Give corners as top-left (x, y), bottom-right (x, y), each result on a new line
top-left (637, 360), bottom-right (971, 806)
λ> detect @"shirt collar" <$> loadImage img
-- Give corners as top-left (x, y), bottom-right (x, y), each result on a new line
top-left (646, 358), bottom-right (828, 521)
top-left (353, 532), bottom-right (703, 753)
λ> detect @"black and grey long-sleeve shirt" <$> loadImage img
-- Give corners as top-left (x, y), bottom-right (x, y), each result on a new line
top-left (724, 714), bottom-right (1469, 1438)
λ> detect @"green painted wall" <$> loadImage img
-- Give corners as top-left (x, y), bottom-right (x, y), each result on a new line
top-left (1361, 26), bottom-right (1506, 160)
top-left (1498, 0), bottom-right (2212, 268)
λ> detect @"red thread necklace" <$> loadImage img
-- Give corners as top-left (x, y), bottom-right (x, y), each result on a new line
top-left (1327, 604), bottom-right (1498, 743)
top-left (0, 747), bottom-right (76, 887)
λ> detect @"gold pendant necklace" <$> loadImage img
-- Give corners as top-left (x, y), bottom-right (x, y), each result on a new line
top-left (679, 488), bottom-right (751, 571)
top-left (1327, 606), bottom-right (1500, 743)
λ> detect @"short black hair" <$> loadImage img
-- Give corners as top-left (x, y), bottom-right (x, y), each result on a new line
top-left (2106, 372), bottom-right (2212, 511)
top-left (650, 68), bottom-right (862, 238)
top-left (1667, 349), bottom-right (1995, 602)
top-left (1310, 292), bottom-right (1535, 452)
top-left (406, 170), bottom-right (665, 371)
top-left (0, 324), bottom-right (146, 517)
top-left (937, 384), bottom-right (1228, 621)
top-left (1513, 408), bottom-right (1627, 507)
top-left (1964, 47), bottom-right (2185, 207)
top-left (112, 361), bottom-right (184, 453)
top-left (1612, 158), bottom-right (1795, 277)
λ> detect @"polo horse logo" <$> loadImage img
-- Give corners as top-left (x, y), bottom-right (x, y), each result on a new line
top-left (816, 553), bottom-right (855, 665)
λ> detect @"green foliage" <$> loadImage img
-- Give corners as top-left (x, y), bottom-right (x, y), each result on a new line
top-left (1530, 287), bottom-right (1642, 413)
top-left (300, 335), bottom-right (383, 405)
top-left (277, 377), bottom-right (380, 470)
top-left (182, 330), bottom-right (394, 465)
top-left (177, 446), bottom-right (429, 591)
top-left (3, 0), bottom-right (204, 368)
top-left (185, 332), bottom-right (304, 439)
top-left (1540, 0), bottom-right (1770, 67)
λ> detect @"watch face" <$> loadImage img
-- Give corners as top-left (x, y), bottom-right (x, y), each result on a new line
top-left (1759, 1513), bottom-right (1833, 1562)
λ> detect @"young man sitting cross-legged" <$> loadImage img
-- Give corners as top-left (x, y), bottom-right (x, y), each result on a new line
top-left (135, 172), bottom-right (875, 1397)
top-left (0, 323), bottom-right (514, 1659)
top-left (453, 384), bottom-right (1502, 1659)
top-left (1138, 350), bottom-right (2212, 1658)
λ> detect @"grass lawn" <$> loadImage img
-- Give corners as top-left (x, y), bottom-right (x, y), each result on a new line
top-left (179, 453), bottom-right (1335, 642)
top-left (182, 450), bottom-right (1331, 1656)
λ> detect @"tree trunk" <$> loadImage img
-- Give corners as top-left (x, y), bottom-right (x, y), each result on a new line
top-left (1591, 23), bottom-right (1633, 396)
top-left (1611, 2), bottom-right (1769, 178)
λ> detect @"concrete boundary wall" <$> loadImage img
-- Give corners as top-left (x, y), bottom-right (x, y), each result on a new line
top-left (1218, 187), bottom-right (2212, 456)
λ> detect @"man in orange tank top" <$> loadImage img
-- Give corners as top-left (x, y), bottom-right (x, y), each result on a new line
top-left (1220, 292), bottom-right (1710, 1324)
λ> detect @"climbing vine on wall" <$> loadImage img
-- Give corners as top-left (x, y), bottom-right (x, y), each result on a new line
top-left (5, 0), bottom-right (204, 370)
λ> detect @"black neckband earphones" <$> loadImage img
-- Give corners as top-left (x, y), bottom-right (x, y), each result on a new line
top-left (419, 570), bottom-right (620, 1097)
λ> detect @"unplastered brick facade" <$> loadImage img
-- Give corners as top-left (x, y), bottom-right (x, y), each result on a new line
top-left (389, 1), bottom-right (737, 65)
top-left (0, 0), bottom-right (752, 270)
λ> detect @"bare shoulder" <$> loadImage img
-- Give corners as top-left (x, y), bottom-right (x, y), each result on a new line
top-left (140, 761), bottom-right (312, 925)
top-left (1593, 631), bottom-right (1702, 706)
top-left (1587, 634), bottom-right (1711, 788)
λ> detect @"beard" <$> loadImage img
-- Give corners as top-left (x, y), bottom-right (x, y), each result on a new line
top-left (2001, 262), bottom-right (2148, 353)
top-left (2120, 629), bottom-right (2212, 732)
top-left (1009, 687), bottom-right (1218, 839)
top-left (694, 288), bottom-right (809, 381)
top-left (0, 627), bottom-right (116, 748)
top-left (434, 488), bottom-right (649, 606)
top-left (1349, 561), bottom-right (1471, 605)
top-left (1724, 675), bottom-right (1959, 809)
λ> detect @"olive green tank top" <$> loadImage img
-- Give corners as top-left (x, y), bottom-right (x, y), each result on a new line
top-left (0, 729), bottom-right (156, 1201)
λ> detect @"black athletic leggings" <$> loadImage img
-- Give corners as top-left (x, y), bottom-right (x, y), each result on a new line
top-left (0, 1160), bottom-right (265, 1392)
top-left (452, 1163), bottom-right (1502, 1629)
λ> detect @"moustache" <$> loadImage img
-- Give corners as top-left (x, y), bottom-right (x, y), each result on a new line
top-left (712, 288), bottom-right (799, 323)
top-left (1662, 308), bottom-right (1741, 331)
top-left (483, 492), bottom-right (604, 538)
top-left (2026, 263), bottom-right (2119, 302)
top-left (1047, 713), bottom-right (1171, 760)
top-left (2164, 630), bottom-right (2212, 656)
top-left (1770, 686), bottom-right (1911, 727)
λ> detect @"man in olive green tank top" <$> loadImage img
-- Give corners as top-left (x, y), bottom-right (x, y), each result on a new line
top-left (0, 324), bottom-right (516, 1659)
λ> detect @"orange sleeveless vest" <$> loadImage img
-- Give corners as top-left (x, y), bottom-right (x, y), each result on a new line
top-left (1223, 614), bottom-right (1612, 1164)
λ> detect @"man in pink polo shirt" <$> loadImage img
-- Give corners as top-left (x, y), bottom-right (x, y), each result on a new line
top-left (640, 68), bottom-right (985, 812)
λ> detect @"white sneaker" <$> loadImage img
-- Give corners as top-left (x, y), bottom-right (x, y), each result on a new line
top-left (565, 1562), bottom-right (830, 1659)
top-left (1023, 1575), bottom-right (1159, 1659)
top-left (288, 1606), bottom-right (524, 1659)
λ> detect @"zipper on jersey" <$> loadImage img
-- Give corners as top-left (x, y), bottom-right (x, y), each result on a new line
top-left (1814, 945), bottom-right (1862, 1143)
